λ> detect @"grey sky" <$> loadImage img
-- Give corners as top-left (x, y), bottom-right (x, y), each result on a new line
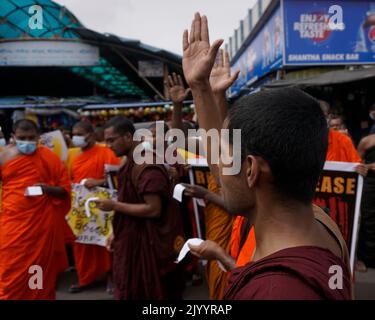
top-left (55, 0), bottom-right (256, 55)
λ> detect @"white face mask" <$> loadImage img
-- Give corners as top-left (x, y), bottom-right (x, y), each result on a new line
top-left (370, 113), bottom-right (375, 121)
top-left (72, 135), bottom-right (88, 148)
top-left (0, 138), bottom-right (6, 147)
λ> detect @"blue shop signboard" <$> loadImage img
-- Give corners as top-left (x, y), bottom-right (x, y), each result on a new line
top-left (230, 5), bottom-right (283, 96)
top-left (283, 0), bottom-right (375, 65)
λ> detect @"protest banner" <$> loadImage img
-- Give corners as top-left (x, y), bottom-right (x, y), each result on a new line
top-left (104, 164), bottom-right (121, 190)
top-left (40, 130), bottom-right (68, 161)
top-left (188, 158), bottom-right (210, 239)
top-left (66, 184), bottom-right (117, 247)
top-left (314, 161), bottom-right (363, 273)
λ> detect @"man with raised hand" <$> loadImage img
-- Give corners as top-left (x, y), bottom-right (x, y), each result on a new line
top-left (182, 13), bottom-right (351, 300)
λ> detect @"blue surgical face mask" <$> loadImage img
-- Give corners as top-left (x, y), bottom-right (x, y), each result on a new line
top-left (72, 135), bottom-right (88, 148)
top-left (16, 140), bottom-right (37, 155)
top-left (0, 138), bottom-right (6, 147)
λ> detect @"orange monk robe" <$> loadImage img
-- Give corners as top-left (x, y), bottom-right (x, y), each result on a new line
top-left (0, 146), bottom-right (71, 300)
top-left (204, 175), bottom-right (234, 300)
top-left (66, 147), bottom-right (81, 180)
top-left (326, 129), bottom-right (362, 162)
top-left (63, 147), bottom-right (82, 245)
top-left (70, 144), bottom-right (120, 287)
top-left (230, 216), bottom-right (256, 267)
top-left (0, 146), bottom-right (3, 209)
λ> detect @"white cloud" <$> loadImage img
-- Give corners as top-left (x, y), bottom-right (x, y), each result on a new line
top-left (55, 0), bottom-right (256, 54)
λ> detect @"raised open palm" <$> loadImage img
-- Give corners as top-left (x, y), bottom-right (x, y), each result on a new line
top-left (166, 73), bottom-right (190, 104)
top-left (210, 49), bottom-right (240, 93)
top-left (182, 13), bottom-right (223, 86)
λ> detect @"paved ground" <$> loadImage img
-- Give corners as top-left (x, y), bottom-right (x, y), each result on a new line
top-left (354, 268), bottom-right (375, 300)
top-left (56, 270), bottom-right (209, 300)
top-left (56, 267), bottom-right (375, 300)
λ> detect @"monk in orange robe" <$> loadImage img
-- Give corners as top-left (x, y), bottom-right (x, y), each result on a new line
top-left (0, 120), bottom-right (71, 300)
top-left (326, 129), bottom-right (362, 163)
top-left (0, 131), bottom-right (5, 210)
top-left (64, 147), bottom-right (81, 246)
top-left (230, 217), bottom-right (256, 267)
top-left (319, 100), bottom-right (363, 166)
top-left (203, 175), bottom-right (234, 300)
top-left (68, 121), bottom-right (120, 292)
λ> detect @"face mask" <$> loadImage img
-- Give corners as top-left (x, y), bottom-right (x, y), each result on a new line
top-left (72, 135), bottom-right (88, 148)
top-left (16, 140), bottom-right (37, 155)
top-left (370, 113), bottom-right (375, 121)
top-left (0, 138), bottom-right (6, 147)
top-left (141, 141), bottom-right (153, 152)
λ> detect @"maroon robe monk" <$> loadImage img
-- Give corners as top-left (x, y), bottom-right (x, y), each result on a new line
top-left (100, 116), bottom-right (185, 300)
top-left (224, 246), bottom-right (351, 300)
top-left (183, 20), bottom-right (353, 300)
top-left (112, 155), bottom-right (184, 300)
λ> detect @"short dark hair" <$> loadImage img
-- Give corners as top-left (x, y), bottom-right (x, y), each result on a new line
top-left (330, 114), bottom-right (345, 122)
top-left (148, 121), bottom-right (169, 135)
top-left (94, 126), bottom-right (105, 141)
top-left (105, 116), bottom-right (135, 136)
top-left (13, 119), bottom-right (39, 133)
top-left (73, 121), bottom-right (94, 134)
top-left (228, 88), bottom-right (328, 204)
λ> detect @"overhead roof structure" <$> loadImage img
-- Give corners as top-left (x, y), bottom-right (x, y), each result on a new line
top-left (264, 67), bottom-right (375, 89)
top-left (0, 0), bottom-right (183, 105)
top-left (0, 0), bottom-right (81, 39)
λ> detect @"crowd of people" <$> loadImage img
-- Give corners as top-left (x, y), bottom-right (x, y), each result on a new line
top-left (1, 13), bottom-right (375, 300)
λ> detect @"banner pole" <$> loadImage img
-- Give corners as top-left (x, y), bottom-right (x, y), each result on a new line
top-left (189, 168), bottom-right (203, 239)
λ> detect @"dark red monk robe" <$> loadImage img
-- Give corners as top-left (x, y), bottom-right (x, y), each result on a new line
top-left (113, 156), bottom-right (184, 300)
top-left (224, 246), bottom-right (352, 300)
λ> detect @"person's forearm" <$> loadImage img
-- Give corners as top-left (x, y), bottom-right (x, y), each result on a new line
top-left (191, 81), bottom-right (221, 132)
top-left (216, 247), bottom-right (237, 271)
top-left (191, 81), bottom-right (222, 185)
top-left (367, 162), bottom-right (375, 171)
top-left (213, 91), bottom-right (229, 126)
top-left (357, 143), bottom-right (366, 159)
top-left (204, 190), bottom-right (227, 211)
top-left (95, 178), bottom-right (107, 186)
top-left (171, 102), bottom-right (184, 131)
top-left (113, 201), bottom-right (160, 218)
top-left (44, 186), bottom-right (68, 199)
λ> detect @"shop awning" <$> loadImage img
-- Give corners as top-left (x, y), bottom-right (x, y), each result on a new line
top-left (264, 67), bottom-right (375, 89)
top-left (0, 0), bottom-right (183, 100)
